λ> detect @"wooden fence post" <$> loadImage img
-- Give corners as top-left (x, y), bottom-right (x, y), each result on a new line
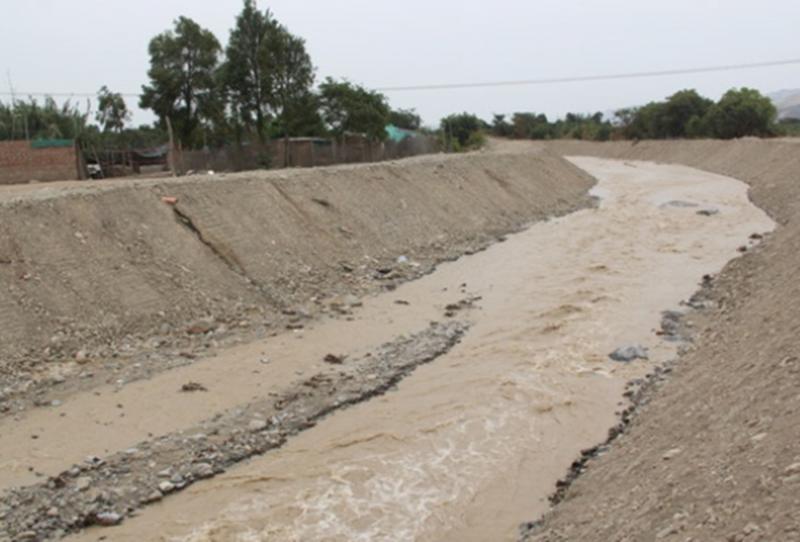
top-left (165, 116), bottom-right (177, 177)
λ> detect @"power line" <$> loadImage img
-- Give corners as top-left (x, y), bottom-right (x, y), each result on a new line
top-left (1, 58), bottom-right (799, 98)
top-left (0, 91), bottom-right (140, 98)
top-left (375, 58), bottom-right (800, 92)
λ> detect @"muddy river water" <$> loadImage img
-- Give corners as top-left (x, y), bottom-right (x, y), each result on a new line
top-left (59, 157), bottom-right (774, 541)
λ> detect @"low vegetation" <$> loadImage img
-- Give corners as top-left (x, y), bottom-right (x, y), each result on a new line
top-left (438, 88), bottom-right (791, 151)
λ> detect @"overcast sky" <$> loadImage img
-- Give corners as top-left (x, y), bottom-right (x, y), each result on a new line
top-left (2, 0), bottom-right (799, 127)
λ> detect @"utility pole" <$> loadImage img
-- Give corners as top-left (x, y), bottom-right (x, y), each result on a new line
top-left (6, 70), bottom-right (19, 139)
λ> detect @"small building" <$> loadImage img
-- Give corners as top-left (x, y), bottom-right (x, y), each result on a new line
top-left (0, 139), bottom-right (81, 184)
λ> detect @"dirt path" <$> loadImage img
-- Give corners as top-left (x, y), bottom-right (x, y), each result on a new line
top-left (14, 156), bottom-right (766, 542)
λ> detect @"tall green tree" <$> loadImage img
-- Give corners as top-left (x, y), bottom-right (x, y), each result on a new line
top-left (223, 0), bottom-right (273, 142)
top-left (511, 112), bottom-right (550, 139)
top-left (140, 16), bottom-right (222, 147)
top-left (265, 24), bottom-right (315, 157)
top-left (490, 114), bottom-right (512, 137)
top-left (440, 113), bottom-right (485, 150)
top-left (96, 86), bottom-right (130, 133)
top-left (389, 108), bottom-right (422, 130)
top-left (657, 89), bottom-right (713, 138)
top-left (319, 78), bottom-right (390, 141)
top-left (705, 88), bottom-right (777, 139)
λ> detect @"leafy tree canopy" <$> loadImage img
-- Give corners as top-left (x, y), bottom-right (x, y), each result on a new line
top-left (96, 86), bottom-right (130, 133)
top-left (319, 78), bottom-right (390, 141)
top-left (389, 108), bottom-right (422, 130)
top-left (705, 87), bottom-right (777, 139)
top-left (223, 1), bottom-right (275, 141)
top-left (140, 16), bottom-right (222, 146)
top-left (440, 112), bottom-right (485, 150)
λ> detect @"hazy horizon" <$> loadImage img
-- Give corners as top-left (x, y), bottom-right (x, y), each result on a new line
top-left (3, 0), bottom-right (800, 128)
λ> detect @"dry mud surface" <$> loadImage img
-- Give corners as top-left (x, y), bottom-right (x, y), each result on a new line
top-left (0, 141), bottom-right (791, 541)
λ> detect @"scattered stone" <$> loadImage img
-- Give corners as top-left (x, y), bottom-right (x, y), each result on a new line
top-left (248, 419), bottom-right (268, 432)
top-left (662, 448), bottom-right (682, 461)
top-left (662, 200), bottom-right (699, 208)
top-left (186, 322), bottom-right (215, 335)
top-left (84, 456), bottom-right (104, 467)
top-left (158, 481), bottom-right (175, 493)
top-left (193, 463), bottom-right (215, 479)
top-left (394, 299), bottom-right (410, 306)
top-left (656, 524), bottom-right (678, 538)
top-left (658, 310), bottom-right (690, 342)
top-left (609, 345), bottom-right (649, 362)
top-left (697, 208), bottom-right (720, 216)
top-left (142, 490), bottom-right (163, 504)
top-left (743, 523), bottom-right (761, 535)
top-left (94, 511), bottom-right (123, 526)
top-left (323, 353), bottom-right (345, 365)
top-left (75, 477), bottom-right (92, 491)
top-left (784, 462), bottom-right (800, 476)
top-left (180, 382), bottom-right (208, 393)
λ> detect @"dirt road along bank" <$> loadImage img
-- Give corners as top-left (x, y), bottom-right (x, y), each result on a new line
top-left (521, 139), bottom-right (800, 541)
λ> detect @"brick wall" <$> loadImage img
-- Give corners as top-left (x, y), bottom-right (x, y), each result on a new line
top-left (0, 140), bottom-right (78, 184)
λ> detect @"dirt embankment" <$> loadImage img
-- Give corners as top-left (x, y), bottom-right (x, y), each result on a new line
top-left (524, 139), bottom-right (800, 541)
top-left (0, 150), bottom-right (595, 411)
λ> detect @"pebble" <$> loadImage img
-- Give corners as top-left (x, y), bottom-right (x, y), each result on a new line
top-left (143, 490), bottom-right (163, 503)
top-left (95, 511), bottom-right (123, 526)
top-left (194, 463), bottom-right (214, 479)
top-left (158, 481), bottom-right (175, 493)
top-left (743, 523), bottom-right (761, 535)
top-left (662, 448), bottom-right (682, 461)
top-left (248, 419), bottom-right (267, 432)
top-left (610, 345), bottom-right (649, 362)
top-left (656, 525), bottom-right (678, 539)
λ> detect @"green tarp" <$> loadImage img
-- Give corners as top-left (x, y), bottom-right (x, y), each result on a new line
top-left (385, 125), bottom-right (416, 142)
top-left (30, 139), bottom-right (73, 149)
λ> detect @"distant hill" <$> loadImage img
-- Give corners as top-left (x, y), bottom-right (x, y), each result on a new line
top-left (769, 89), bottom-right (800, 119)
